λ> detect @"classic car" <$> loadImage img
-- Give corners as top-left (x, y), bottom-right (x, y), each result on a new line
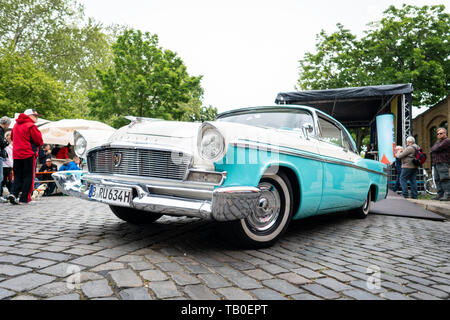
top-left (53, 105), bottom-right (388, 248)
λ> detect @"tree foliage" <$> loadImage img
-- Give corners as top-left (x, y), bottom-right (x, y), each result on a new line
top-left (180, 102), bottom-right (218, 122)
top-left (0, 0), bottom-right (112, 85)
top-left (0, 1), bottom-right (216, 123)
top-left (298, 4), bottom-right (450, 107)
top-left (88, 29), bottom-right (208, 128)
top-left (0, 49), bottom-right (69, 119)
top-left (0, 0), bottom-right (114, 116)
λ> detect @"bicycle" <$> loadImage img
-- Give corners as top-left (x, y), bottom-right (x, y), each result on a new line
top-left (424, 168), bottom-right (437, 195)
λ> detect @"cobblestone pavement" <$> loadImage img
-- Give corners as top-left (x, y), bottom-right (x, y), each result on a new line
top-left (0, 196), bottom-right (449, 300)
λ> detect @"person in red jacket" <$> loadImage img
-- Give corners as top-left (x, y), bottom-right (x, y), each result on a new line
top-left (8, 109), bottom-right (43, 204)
top-left (55, 144), bottom-right (69, 159)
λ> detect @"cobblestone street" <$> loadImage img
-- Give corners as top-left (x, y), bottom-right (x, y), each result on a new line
top-left (0, 196), bottom-right (449, 300)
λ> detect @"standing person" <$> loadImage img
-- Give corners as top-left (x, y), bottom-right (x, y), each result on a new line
top-left (8, 109), bottom-right (43, 204)
top-left (391, 145), bottom-right (403, 193)
top-left (2, 132), bottom-right (13, 198)
top-left (0, 116), bottom-right (11, 202)
top-left (430, 127), bottom-right (450, 201)
top-left (395, 136), bottom-right (420, 199)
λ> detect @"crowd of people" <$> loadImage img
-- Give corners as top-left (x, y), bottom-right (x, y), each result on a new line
top-left (0, 109), bottom-right (81, 204)
top-left (365, 131), bottom-right (450, 201)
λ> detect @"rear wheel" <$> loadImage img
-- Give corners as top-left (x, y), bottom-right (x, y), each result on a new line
top-left (109, 205), bottom-right (163, 224)
top-left (223, 172), bottom-right (294, 249)
top-left (350, 190), bottom-right (371, 219)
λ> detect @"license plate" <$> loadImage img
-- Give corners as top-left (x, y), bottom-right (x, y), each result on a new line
top-left (89, 185), bottom-right (132, 206)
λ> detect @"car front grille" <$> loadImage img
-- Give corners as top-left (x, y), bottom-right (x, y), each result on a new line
top-left (87, 147), bottom-right (191, 180)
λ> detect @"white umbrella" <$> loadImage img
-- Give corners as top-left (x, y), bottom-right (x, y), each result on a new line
top-left (39, 119), bottom-right (114, 145)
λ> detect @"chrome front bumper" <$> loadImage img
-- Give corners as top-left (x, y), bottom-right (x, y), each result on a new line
top-left (52, 171), bottom-right (261, 221)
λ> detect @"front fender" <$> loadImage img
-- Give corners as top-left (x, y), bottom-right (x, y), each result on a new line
top-left (215, 144), bottom-right (323, 217)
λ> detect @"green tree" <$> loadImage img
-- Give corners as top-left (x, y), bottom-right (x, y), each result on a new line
top-left (298, 23), bottom-right (369, 90)
top-left (0, 49), bottom-right (70, 119)
top-left (88, 29), bottom-right (206, 127)
top-left (180, 101), bottom-right (218, 122)
top-left (298, 4), bottom-right (450, 107)
top-left (0, 0), bottom-right (114, 115)
top-left (0, 0), bottom-right (78, 52)
top-left (363, 5), bottom-right (449, 106)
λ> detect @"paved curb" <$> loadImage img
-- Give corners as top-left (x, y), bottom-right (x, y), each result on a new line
top-left (408, 199), bottom-right (450, 218)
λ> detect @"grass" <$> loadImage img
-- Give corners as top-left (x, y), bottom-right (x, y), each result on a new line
top-left (418, 193), bottom-right (433, 200)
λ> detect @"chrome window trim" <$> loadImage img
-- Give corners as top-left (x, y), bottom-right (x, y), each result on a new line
top-left (315, 110), bottom-right (359, 154)
top-left (216, 108), bottom-right (317, 136)
top-left (316, 115), bottom-right (345, 149)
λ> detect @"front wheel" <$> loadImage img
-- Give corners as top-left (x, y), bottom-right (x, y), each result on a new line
top-left (109, 205), bottom-right (163, 224)
top-left (222, 172), bottom-right (294, 249)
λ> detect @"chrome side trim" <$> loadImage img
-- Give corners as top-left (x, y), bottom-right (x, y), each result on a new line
top-left (231, 141), bottom-right (388, 177)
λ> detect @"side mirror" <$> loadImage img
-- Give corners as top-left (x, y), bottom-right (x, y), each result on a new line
top-left (302, 123), bottom-right (314, 140)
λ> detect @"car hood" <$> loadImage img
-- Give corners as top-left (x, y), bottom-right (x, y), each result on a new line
top-left (107, 120), bottom-right (200, 149)
top-left (105, 120), bottom-right (205, 166)
top-left (103, 119), bottom-right (316, 169)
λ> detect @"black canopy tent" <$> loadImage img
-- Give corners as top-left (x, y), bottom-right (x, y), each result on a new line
top-left (275, 83), bottom-right (413, 149)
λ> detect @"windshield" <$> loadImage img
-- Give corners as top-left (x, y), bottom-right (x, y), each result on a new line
top-left (217, 110), bottom-right (314, 132)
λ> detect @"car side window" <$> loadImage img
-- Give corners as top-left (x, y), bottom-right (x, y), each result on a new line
top-left (318, 117), bottom-right (343, 147)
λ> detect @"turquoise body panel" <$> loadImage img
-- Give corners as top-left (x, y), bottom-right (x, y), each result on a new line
top-left (215, 144), bottom-right (387, 220)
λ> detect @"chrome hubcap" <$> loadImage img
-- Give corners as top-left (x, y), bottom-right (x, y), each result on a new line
top-left (247, 182), bottom-right (281, 232)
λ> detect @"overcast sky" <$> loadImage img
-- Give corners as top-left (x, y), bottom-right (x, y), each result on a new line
top-left (77, 0), bottom-right (449, 115)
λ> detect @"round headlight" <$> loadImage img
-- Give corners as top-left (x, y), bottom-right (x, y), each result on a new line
top-left (74, 135), bottom-right (87, 157)
top-left (198, 126), bottom-right (225, 161)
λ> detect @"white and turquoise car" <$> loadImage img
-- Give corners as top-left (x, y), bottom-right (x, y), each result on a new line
top-left (53, 105), bottom-right (388, 248)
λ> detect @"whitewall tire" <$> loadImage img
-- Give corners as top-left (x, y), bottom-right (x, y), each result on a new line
top-left (223, 171), bottom-right (294, 248)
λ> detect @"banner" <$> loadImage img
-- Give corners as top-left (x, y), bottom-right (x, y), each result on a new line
top-left (376, 114), bottom-right (395, 165)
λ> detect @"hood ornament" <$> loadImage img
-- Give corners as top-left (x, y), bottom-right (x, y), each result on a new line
top-left (113, 152), bottom-right (122, 167)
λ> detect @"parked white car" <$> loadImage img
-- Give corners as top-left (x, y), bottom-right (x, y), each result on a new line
top-left (53, 105), bottom-right (388, 248)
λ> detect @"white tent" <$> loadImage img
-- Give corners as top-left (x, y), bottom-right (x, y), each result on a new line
top-left (8, 113), bottom-right (51, 130)
top-left (39, 119), bottom-right (115, 145)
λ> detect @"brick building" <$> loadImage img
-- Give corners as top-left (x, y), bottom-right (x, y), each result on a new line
top-left (412, 95), bottom-right (450, 170)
